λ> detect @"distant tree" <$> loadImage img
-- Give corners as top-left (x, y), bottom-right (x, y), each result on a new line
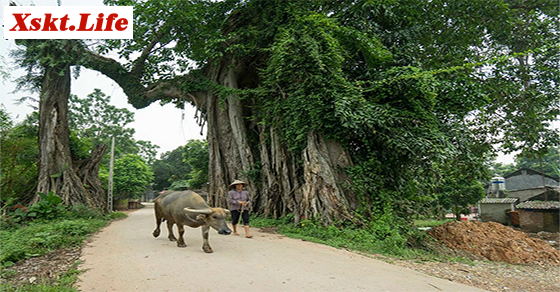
top-left (435, 127), bottom-right (489, 220)
top-left (489, 162), bottom-right (517, 177)
top-left (183, 140), bottom-right (209, 189)
top-left (515, 147), bottom-right (560, 177)
top-left (168, 180), bottom-right (190, 191)
top-left (151, 140), bottom-right (209, 191)
top-left (0, 105), bottom-right (12, 132)
top-left (136, 140), bottom-right (159, 165)
top-left (112, 154), bottom-right (154, 200)
top-left (0, 55), bottom-right (10, 81)
top-left (69, 89), bottom-right (159, 163)
top-left (152, 146), bottom-right (191, 190)
top-left (151, 160), bottom-right (173, 191)
top-left (438, 173), bottom-right (486, 221)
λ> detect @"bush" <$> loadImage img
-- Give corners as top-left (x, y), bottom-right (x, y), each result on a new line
top-left (0, 204), bottom-right (31, 229)
top-left (1, 192), bottom-right (67, 229)
top-left (0, 207), bottom-right (126, 291)
top-left (27, 192), bottom-right (67, 221)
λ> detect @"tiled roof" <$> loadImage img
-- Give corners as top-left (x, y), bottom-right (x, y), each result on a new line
top-left (504, 168), bottom-right (560, 181)
top-left (516, 201), bottom-right (560, 210)
top-left (480, 198), bottom-right (518, 204)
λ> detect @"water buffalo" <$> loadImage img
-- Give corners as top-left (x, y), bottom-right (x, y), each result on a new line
top-left (153, 190), bottom-right (232, 253)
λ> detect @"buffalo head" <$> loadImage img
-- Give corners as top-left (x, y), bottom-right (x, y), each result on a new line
top-left (184, 207), bottom-right (232, 235)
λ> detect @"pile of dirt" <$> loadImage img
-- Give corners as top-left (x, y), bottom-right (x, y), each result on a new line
top-left (527, 231), bottom-right (560, 250)
top-left (428, 221), bottom-right (560, 266)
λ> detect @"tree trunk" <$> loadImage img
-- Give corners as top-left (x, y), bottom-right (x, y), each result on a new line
top-left (203, 59), bottom-right (356, 224)
top-left (205, 61), bottom-right (257, 207)
top-left (34, 64), bottom-right (106, 210)
top-left (454, 205), bottom-right (462, 222)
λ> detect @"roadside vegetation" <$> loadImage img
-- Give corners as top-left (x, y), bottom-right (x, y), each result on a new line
top-left (0, 97), bottom-right (147, 291)
top-left (250, 215), bottom-right (472, 264)
top-left (0, 193), bottom-right (126, 291)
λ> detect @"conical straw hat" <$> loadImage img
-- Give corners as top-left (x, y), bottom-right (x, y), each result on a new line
top-left (229, 180), bottom-right (247, 188)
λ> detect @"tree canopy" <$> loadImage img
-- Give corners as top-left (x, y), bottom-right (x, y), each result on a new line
top-left (11, 0), bottom-right (558, 223)
top-left (85, 0), bottom-right (558, 220)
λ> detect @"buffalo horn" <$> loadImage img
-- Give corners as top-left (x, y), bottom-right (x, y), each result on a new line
top-left (184, 208), bottom-right (213, 214)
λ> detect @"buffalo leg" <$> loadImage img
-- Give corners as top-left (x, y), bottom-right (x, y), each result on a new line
top-left (153, 206), bottom-right (164, 237)
top-left (202, 225), bottom-right (213, 253)
top-left (153, 218), bottom-right (162, 238)
top-left (177, 225), bottom-right (187, 247)
top-left (167, 221), bottom-right (177, 241)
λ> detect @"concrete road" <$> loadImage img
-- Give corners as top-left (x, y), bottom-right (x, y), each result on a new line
top-left (77, 203), bottom-right (487, 292)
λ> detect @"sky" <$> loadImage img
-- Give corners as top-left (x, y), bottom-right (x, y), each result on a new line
top-left (0, 0), bottom-right (527, 164)
top-left (0, 0), bottom-right (206, 158)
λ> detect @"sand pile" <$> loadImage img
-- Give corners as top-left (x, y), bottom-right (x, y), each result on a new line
top-left (428, 221), bottom-right (560, 266)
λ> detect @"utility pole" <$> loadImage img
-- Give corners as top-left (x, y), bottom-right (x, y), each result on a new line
top-left (107, 137), bottom-right (115, 212)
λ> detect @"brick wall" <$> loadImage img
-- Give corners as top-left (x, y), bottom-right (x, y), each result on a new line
top-left (542, 212), bottom-right (559, 233)
top-left (519, 210), bottom-right (544, 232)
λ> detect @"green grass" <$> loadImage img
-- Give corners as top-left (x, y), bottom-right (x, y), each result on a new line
top-left (0, 219), bottom-right (107, 264)
top-left (0, 210), bottom-right (127, 291)
top-left (251, 216), bottom-right (474, 264)
top-left (1, 210), bottom-right (127, 265)
top-left (413, 218), bottom-right (454, 228)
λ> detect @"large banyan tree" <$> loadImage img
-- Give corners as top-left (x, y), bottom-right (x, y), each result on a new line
top-left (18, 0), bottom-right (558, 222)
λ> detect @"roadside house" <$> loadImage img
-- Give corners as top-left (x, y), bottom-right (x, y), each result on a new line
top-left (516, 200), bottom-right (560, 233)
top-left (478, 198), bottom-right (519, 224)
top-left (480, 168), bottom-right (559, 228)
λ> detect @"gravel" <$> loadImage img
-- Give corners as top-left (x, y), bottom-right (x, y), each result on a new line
top-left (0, 247), bottom-right (81, 286)
top-left (379, 256), bottom-right (560, 292)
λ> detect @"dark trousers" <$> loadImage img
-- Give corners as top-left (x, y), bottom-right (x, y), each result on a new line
top-left (231, 210), bottom-right (249, 226)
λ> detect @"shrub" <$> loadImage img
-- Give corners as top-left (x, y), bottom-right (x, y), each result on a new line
top-left (0, 204), bottom-right (31, 229)
top-left (27, 192), bottom-right (67, 221)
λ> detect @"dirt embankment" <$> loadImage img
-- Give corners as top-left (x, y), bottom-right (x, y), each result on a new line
top-left (428, 221), bottom-right (560, 266)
